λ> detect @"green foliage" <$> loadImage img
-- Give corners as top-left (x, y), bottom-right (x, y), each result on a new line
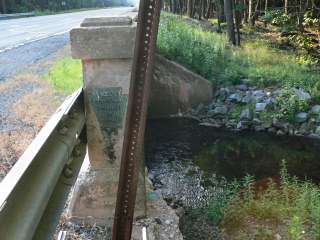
top-left (289, 35), bottom-right (314, 52)
top-left (276, 24), bottom-right (297, 33)
top-left (157, 12), bottom-right (320, 94)
top-left (276, 88), bottom-right (308, 122)
top-left (303, 12), bottom-right (319, 27)
top-left (259, 10), bottom-right (284, 25)
top-left (45, 57), bottom-right (83, 94)
top-left (220, 160), bottom-right (320, 239)
top-left (6, 0), bottom-right (131, 13)
top-left (157, 12), bottom-right (229, 85)
top-left (260, 10), bottom-right (297, 32)
top-left (288, 215), bottom-right (304, 240)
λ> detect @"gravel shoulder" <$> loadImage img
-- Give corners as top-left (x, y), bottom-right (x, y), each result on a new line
top-left (0, 39), bottom-right (71, 181)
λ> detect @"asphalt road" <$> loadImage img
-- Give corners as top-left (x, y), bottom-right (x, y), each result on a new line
top-left (0, 7), bottom-right (135, 52)
top-left (0, 7), bottom-right (134, 80)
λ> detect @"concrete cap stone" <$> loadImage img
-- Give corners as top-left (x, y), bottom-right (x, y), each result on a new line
top-left (70, 16), bottom-right (137, 60)
top-left (80, 15), bottom-right (132, 27)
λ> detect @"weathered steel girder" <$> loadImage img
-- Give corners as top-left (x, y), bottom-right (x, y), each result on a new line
top-left (112, 0), bottom-right (163, 239)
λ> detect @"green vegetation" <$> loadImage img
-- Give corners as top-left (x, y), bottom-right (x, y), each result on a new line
top-left (157, 12), bottom-right (320, 94)
top-left (45, 57), bottom-right (82, 94)
top-left (1, 0), bottom-right (133, 14)
top-left (189, 161), bottom-right (320, 239)
top-left (34, 7), bottom-right (102, 16)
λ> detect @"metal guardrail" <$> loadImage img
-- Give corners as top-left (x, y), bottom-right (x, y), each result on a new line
top-left (0, 88), bottom-right (86, 240)
top-left (0, 12), bottom-right (35, 19)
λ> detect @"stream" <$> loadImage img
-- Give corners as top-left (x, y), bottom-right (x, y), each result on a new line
top-left (145, 118), bottom-right (320, 237)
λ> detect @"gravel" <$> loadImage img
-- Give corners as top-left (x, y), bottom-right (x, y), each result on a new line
top-left (0, 82), bottom-right (39, 132)
top-left (0, 33), bottom-right (69, 81)
top-left (0, 33), bottom-right (70, 132)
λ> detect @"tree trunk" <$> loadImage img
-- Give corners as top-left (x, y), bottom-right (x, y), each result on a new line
top-left (206, 0), bottom-right (212, 19)
top-left (1, 0), bottom-right (6, 14)
top-left (233, 0), bottom-right (241, 45)
top-left (216, 3), bottom-right (222, 31)
top-left (243, 0), bottom-right (248, 24)
top-left (224, 0), bottom-right (236, 45)
top-left (265, 0), bottom-right (268, 15)
top-left (198, 0), bottom-right (202, 19)
top-left (248, 0), bottom-right (254, 26)
top-left (202, 0), bottom-right (206, 19)
top-left (254, 0), bottom-right (260, 23)
top-left (187, 0), bottom-right (192, 17)
top-left (284, 0), bottom-right (289, 14)
top-left (171, 0), bottom-right (176, 13)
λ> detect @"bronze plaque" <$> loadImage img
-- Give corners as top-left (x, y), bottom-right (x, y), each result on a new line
top-left (92, 88), bottom-right (128, 128)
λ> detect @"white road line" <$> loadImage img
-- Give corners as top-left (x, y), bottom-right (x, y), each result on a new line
top-left (14, 24), bottom-right (39, 29)
top-left (8, 29), bottom-right (51, 34)
top-left (0, 30), bottom-right (69, 53)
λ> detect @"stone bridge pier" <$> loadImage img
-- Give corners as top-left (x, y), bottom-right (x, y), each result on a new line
top-left (68, 13), bottom-right (213, 228)
top-left (68, 14), bottom-right (145, 227)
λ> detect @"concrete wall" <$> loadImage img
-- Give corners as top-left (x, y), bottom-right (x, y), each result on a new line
top-left (149, 55), bottom-right (214, 118)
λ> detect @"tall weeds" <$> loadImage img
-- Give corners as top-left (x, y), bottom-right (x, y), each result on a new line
top-left (157, 12), bottom-right (320, 94)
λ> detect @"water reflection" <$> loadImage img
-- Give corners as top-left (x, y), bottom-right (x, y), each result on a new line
top-left (145, 118), bottom-right (320, 208)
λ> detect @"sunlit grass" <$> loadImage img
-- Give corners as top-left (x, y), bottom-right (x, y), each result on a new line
top-left (45, 57), bottom-right (83, 94)
top-left (157, 12), bottom-right (320, 94)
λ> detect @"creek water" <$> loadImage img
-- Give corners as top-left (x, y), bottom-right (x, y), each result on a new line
top-left (145, 118), bottom-right (320, 210)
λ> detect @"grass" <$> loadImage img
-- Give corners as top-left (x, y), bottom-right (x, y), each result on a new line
top-left (0, 73), bottom-right (61, 182)
top-left (157, 12), bottom-right (320, 94)
top-left (189, 160), bottom-right (320, 239)
top-left (45, 57), bottom-right (83, 94)
top-left (34, 7), bottom-right (103, 16)
top-left (0, 50), bottom-right (80, 182)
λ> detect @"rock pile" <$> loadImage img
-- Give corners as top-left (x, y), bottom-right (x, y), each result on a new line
top-left (189, 85), bottom-right (320, 139)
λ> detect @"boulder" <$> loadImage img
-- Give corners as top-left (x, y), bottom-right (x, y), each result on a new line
top-left (272, 89), bottom-right (283, 95)
top-left (237, 121), bottom-right (249, 130)
top-left (253, 90), bottom-right (266, 97)
top-left (268, 127), bottom-right (277, 134)
top-left (199, 122), bottom-right (221, 128)
top-left (207, 106), bottom-right (228, 117)
top-left (311, 105), bottom-right (320, 114)
top-left (265, 97), bottom-right (278, 105)
top-left (228, 93), bottom-right (244, 102)
top-left (298, 122), bottom-right (308, 134)
top-left (254, 125), bottom-right (264, 131)
top-left (241, 109), bottom-right (252, 120)
top-left (295, 112), bottom-right (308, 123)
top-left (236, 84), bottom-right (248, 91)
top-left (276, 130), bottom-right (286, 136)
top-left (242, 94), bottom-right (253, 104)
top-left (315, 126), bottom-right (320, 136)
top-left (261, 120), bottom-right (272, 129)
top-left (308, 133), bottom-right (320, 140)
top-left (256, 103), bottom-right (269, 112)
top-left (272, 118), bottom-right (286, 129)
top-left (191, 103), bottom-right (209, 115)
top-left (255, 95), bottom-right (266, 103)
top-left (252, 118), bottom-right (262, 125)
top-left (292, 88), bottom-right (311, 100)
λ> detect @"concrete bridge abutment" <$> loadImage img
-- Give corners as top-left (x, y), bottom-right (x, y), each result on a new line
top-left (68, 13), bottom-right (213, 229)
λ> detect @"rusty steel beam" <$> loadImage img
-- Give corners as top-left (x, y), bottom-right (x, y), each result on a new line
top-left (112, 0), bottom-right (162, 239)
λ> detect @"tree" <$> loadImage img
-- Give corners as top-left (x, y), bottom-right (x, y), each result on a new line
top-left (224, 0), bottom-right (236, 45)
top-left (248, 0), bottom-right (254, 26)
top-left (1, 0), bottom-right (7, 14)
top-left (284, 0), bottom-right (289, 14)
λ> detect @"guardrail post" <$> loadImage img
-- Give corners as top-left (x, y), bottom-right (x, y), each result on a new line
top-left (69, 14), bottom-right (145, 227)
